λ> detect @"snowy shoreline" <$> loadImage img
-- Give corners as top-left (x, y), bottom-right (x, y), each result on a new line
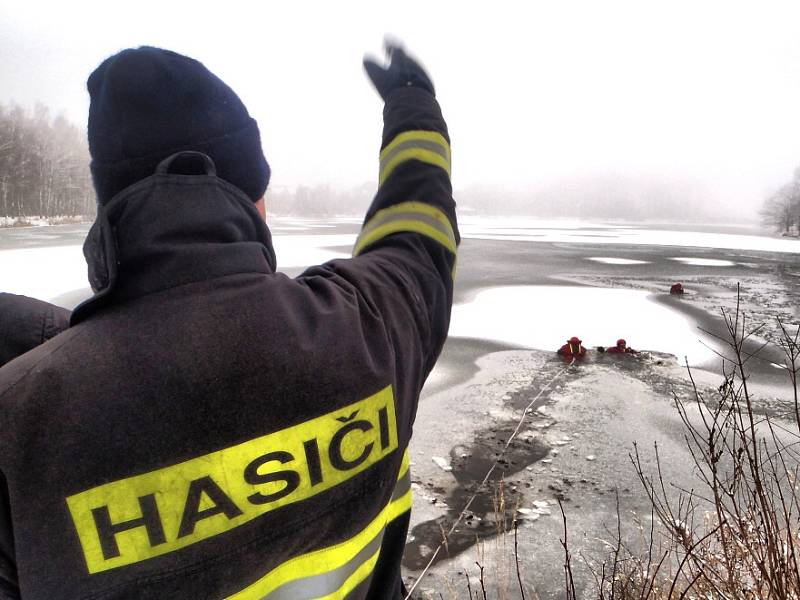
top-left (0, 216), bottom-right (92, 229)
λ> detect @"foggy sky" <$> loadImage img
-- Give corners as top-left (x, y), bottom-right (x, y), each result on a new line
top-left (2, 0), bottom-right (800, 220)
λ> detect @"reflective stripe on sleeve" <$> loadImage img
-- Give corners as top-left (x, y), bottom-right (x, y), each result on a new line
top-left (353, 201), bottom-right (457, 257)
top-left (226, 450), bottom-right (413, 600)
top-left (379, 130), bottom-right (451, 187)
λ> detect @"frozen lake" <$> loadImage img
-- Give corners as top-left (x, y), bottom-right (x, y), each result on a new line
top-left (459, 216), bottom-right (800, 253)
top-left (1, 216), bottom-right (797, 370)
top-left (2, 215), bottom-right (799, 597)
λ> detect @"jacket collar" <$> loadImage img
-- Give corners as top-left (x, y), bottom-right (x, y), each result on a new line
top-left (71, 161), bottom-right (275, 326)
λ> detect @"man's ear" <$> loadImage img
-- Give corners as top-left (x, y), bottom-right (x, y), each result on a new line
top-left (254, 197), bottom-right (266, 220)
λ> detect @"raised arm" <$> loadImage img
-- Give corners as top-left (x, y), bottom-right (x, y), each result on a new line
top-left (352, 43), bottom-right (458, 372)
top-left (296, 43), bottom-right (458, 440)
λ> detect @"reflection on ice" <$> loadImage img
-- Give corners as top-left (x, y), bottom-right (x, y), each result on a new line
top-left (449, 285), bottom-right (715, 365)
top-left (671, 257), bottom-right (736, 267)
top-left (587, 257), bottom-right (650, 265)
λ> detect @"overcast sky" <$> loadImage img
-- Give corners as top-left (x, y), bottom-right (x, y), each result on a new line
top-left (2, 0), bottom-right (800, 219)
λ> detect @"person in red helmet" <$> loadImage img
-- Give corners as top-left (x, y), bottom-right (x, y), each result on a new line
top-left (557, 336), bottom-right (586, 359)
top-left (607, 338), bottom-right (637, 354)
top-left (670, 282), bottom-right (685, 295)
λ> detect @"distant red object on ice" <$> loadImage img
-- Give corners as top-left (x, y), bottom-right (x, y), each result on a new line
top-left (670, 282), bottom-right (685, 295)
top-left (607, 338), bottom-right (637, 354)
top-left (557, 336), bottom-right (586, 359)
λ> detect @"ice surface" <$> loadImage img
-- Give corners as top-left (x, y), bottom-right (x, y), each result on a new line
top-left (0, 233), bottom-right (355, 305)
top-left (431, 456), bottom-right (453, 472)
top-left (460, 217), bottom-right (800, 254)
top-left (0, 245), bottom-right (87, 302)
top-left (449, 285), bottom-right (716, 364)
top-left (587, 257), bottom-right (650, 265)
top-left (670, 257), bottom-right (736, 267)
top-left (272, 234), bottom-right (353, 268)
top-left (268, 225), bottom-right (315, 232)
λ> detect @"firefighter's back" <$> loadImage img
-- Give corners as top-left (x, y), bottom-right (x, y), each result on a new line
top-left (0, 268), bottom-right (413, 599)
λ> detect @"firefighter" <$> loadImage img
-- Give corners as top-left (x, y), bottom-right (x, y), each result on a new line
top-left (557, 336), bottom-right (586, 359)
top-left (0, 43), bottom-right (457, 599)
top-left (0, 293), bottom-right (69, 367)
top-left (606, 338), bottom-right (637, 354)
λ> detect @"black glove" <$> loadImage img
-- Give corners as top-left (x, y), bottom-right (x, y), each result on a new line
top-left (363, 42), bottom-right (435, 100)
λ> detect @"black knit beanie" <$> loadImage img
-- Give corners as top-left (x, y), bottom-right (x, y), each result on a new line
top-left (87, 46), bottom-right (270, 204)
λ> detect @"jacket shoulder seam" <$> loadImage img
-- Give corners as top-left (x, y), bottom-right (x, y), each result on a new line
top-left (0, 327), bottom-right (88, 402)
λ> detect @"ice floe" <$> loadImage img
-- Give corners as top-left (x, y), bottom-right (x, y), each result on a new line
top-left (670, 257), bottom-right (737, 267)
top-left (587, 257), bottom-right (650, 265)
top-left (431, 456), bottom-right (453, 472)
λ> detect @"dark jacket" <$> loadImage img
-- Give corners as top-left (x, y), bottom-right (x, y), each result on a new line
top-left (0, 87), bottom-right (457, 599)
top-left (0, 294), bottom-right (70, 368)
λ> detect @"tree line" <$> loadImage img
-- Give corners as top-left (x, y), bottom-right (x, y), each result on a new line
top-left (0, 102), bottom-right (377, 223)
top-left (3, 100), bottom-right (796, 232)
top-left (761, 167), bottom-right (800, 235)
top-left (266, 182), bottom-right (374, 217)
top-left (0, 103), bottom-right (95, 220)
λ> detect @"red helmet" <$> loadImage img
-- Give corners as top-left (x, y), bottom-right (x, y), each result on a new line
top-left (569, 336), bottom-right (581, 344)
top-left (616, 338), bottom-right (626, 347)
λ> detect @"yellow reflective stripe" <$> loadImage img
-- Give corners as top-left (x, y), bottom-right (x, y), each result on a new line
top-left (353, 201), bottom-right (457, 257)
top-left (379, 130), bottom-right (451, 187)
top-left (226, 449), bottom-right (412, 600)
top-left (379, 130), bottom-right (450, 162)
top-left (363, 200), bottom-right (454, 225)
top-left (385, 488), bottom-right (412, 524)
top-left (225, 508), bottom-right (386, 599)
top-left (357, 219), bottom-right (455, 257)
top-left (316, 549), bottom-right (381, 600)
top-left (386, 448), bottom-right (413, 522)
top-left (397, 447), bottom-right (410, 481)
top-left (380, 149), bottom-right (450, 187)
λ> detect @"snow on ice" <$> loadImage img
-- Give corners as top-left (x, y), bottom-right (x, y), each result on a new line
top-left (670, 257), bottom-right (737, 267)
top-left (587, 257), bottom-right (650, 265)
